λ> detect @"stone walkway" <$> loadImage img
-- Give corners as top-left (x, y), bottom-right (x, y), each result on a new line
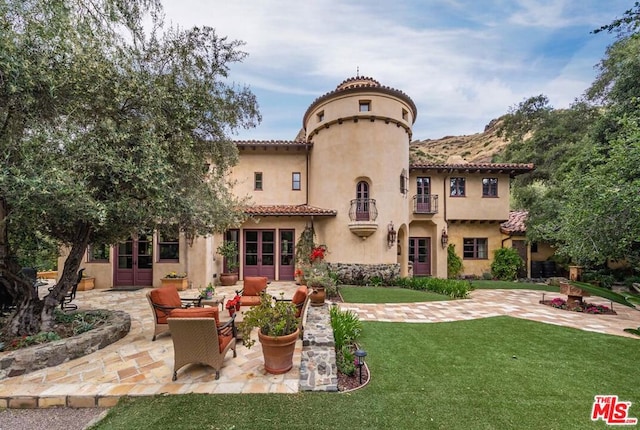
top-left (1, 284), bottom-right (638, 409)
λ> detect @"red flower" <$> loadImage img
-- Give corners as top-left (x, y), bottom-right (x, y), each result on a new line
top-left (310, 246), bottom-right (326, 263)
top-left (226, 295), bottom-right (241, 309)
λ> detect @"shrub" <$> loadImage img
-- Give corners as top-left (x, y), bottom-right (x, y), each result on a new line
top-left (330, 305), bottom-right (363, 376)
top-left (395, 277), bottom-right (472, 298)
top-left (491, 248), bottom-right (523, 280)
top-left (447, 244), bottom-right (463, 279)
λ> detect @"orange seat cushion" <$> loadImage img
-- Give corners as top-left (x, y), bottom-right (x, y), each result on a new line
top-left (150, 287), bottom-right (183, 323)
top-left (169, 307), bottom-right (220, 325)
top-left (239, 295), bottom-right (261, 307)
top-left (218, 334), bottom-right (233, 353)
top-left (243, 277), bottom-right (268, 296)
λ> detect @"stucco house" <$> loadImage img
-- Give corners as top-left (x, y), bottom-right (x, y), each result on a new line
top-left (61, 76), bottom-right (535, 289)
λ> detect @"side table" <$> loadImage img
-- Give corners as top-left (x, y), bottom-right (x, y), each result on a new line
top-left (200, 296), bottom-right (225, 312)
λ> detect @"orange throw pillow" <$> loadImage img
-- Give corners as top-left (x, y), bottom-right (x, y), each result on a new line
top-left (291, 285), bottom-right (308, 318)
top-left (292, 285), bottom-right (308, 305)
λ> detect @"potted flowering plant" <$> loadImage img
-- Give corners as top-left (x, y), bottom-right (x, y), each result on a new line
top-left (305, 245), bottom-right (335, 306)
top-left (161, 271), bottom-right (189, 290)
top-left (225, 294), bottom-right (242, 317)
top-left (198, 283), bottom-right (216, 299)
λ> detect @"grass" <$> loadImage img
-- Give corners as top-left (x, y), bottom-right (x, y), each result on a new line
top-left (91, 317), bottom-right (639, 430)
top-left (339, 286), bottom-right (453, 303)
top-left (471, 279), bottom-right (560, 292)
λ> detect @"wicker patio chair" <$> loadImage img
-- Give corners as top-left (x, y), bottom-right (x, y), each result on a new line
top-left (167, 316), bottom-right (237, 380)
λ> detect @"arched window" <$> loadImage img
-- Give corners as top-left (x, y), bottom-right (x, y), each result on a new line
top-left (356, 181), bottom-right (370, 221)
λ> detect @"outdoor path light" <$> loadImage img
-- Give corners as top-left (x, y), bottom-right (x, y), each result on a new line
top-left (355, 349), bottom-right (367, 384)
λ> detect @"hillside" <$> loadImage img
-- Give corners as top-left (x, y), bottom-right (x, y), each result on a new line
top-left (409, 117), bottom-right (509, 164)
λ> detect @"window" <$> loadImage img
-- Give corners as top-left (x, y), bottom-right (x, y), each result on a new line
top-left (402, 108), bottom-right (408, 121)
top-left (317, 111), bottom-right (324, 122)
top-left (88, 244), bottom-right (110, 262)
top-left (292, 172), bottom-right (301, 190)
top-left (450, 177), bottom-right (465, 197)
top-left (158, 228), bottom-right (180, 261)
top-left (254, 172), bottom-right (263, 190)
top-left (463, 238), bottom-right (488, 259)
top-left (399, 169), bottom-right (408, 194)
top-left (482, 178), bottom-right (498, 197)
top-left (359, 100), bottom-right (371, 112)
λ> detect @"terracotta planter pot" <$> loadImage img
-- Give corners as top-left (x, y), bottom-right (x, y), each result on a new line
top-left (219, 273), bottom-right (238, 286)
top-left (309, 286), bottom-right (325, 307)
top-left (258, 328), bottom-right (299, 374)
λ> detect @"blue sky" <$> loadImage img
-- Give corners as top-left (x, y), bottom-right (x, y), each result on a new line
top-left (162, 0), bottom-right (631, 141)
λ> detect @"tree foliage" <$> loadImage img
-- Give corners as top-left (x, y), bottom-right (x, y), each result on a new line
top-left (0, 0), bottom-right (260, 335)
top-left (498, 6), bottom-right (640, 269)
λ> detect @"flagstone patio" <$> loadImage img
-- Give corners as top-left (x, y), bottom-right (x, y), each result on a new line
top-left (0, 282), bottom-right (638, 409)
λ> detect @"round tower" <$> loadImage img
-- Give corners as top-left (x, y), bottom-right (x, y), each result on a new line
top-left (302, 76), bottom-right (417, 264)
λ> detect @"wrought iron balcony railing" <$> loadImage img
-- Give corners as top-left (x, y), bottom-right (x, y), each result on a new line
top-left (412, 194), bottom-right (438, 214)
top-left (349, 198), bottom-right (378, 222)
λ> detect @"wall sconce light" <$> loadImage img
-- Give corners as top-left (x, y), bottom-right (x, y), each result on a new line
top-left (387, 222), bottom-right (397, 248)
top-left (355, 349), bottom-right (367, 384)
top-left (441, 228), bottom-right (448, 249)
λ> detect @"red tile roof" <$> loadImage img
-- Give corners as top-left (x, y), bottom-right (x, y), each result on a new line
top-left (235, 140), bottom-right (312, 148)
top-left (303, 76), bottom-right (417, 127)
top-left (410, 162), bottom-right (535, 177)
top-left (243, 205), bottom-right (337, 217)
top-left (500, 210), bottom-right (528, 235)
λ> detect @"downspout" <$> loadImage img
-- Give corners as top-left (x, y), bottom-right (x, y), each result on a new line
top-left (305, 143), bottom-right (310, 205)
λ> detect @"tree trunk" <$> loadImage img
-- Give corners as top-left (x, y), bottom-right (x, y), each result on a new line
top-left (39, 221), bottom-right (92, 331)
top-left (0, 196), bottom-right (43, 335)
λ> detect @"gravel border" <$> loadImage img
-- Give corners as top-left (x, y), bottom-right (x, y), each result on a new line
top-left (0, 407), bottom-right (108, 430)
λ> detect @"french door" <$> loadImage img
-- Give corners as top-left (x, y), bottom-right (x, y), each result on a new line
top-left (243, 230), bottom-right (276, 279)
top-left (355, 181), bottom-right (370, 221)
top-left (409, 237), bottom-right (431, 276)
top-left (416, 177), bottom-right (431, 212)
top-left (279, 230), bottom-right (295, 280)
top-left (114, 231), bottom-right (153, 286)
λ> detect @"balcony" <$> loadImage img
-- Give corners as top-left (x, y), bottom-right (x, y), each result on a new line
top-left (348, 198), bottom-right (378, 239)
top-left (413, 194), bottom-right (438, 214)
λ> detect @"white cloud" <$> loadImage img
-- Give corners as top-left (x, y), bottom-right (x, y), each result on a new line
top-left (160, 0), bottom-right (628, 140)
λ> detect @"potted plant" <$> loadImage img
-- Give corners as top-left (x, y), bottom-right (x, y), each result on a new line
top-left (225, 293), bottom-right (242, 317)
top-left (304, 245), bottom-right (335, 306)
top-left (161, 271), bottom-right (189, 290)
top-left (198, 283), bottom-right (216, 299)
top-left (239, 292), bottom-right (300, 374)
top-left (217, 241), bottom-right (239, 286)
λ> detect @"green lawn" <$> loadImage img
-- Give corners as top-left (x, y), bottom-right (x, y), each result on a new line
top-left (340, 286), bottom-right (452, 303)
top-left (471, 279), bottom-right (560, 292)
top-left (91, 317), bottom-right (638, 430)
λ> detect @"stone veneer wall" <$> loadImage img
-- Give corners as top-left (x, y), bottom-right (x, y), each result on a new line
top-left (299, 303), bottom-right (337, 392)
top-left (328, 263), bottom-right (400, 285)
top-left (0, 310), bottom-right (131, 380)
